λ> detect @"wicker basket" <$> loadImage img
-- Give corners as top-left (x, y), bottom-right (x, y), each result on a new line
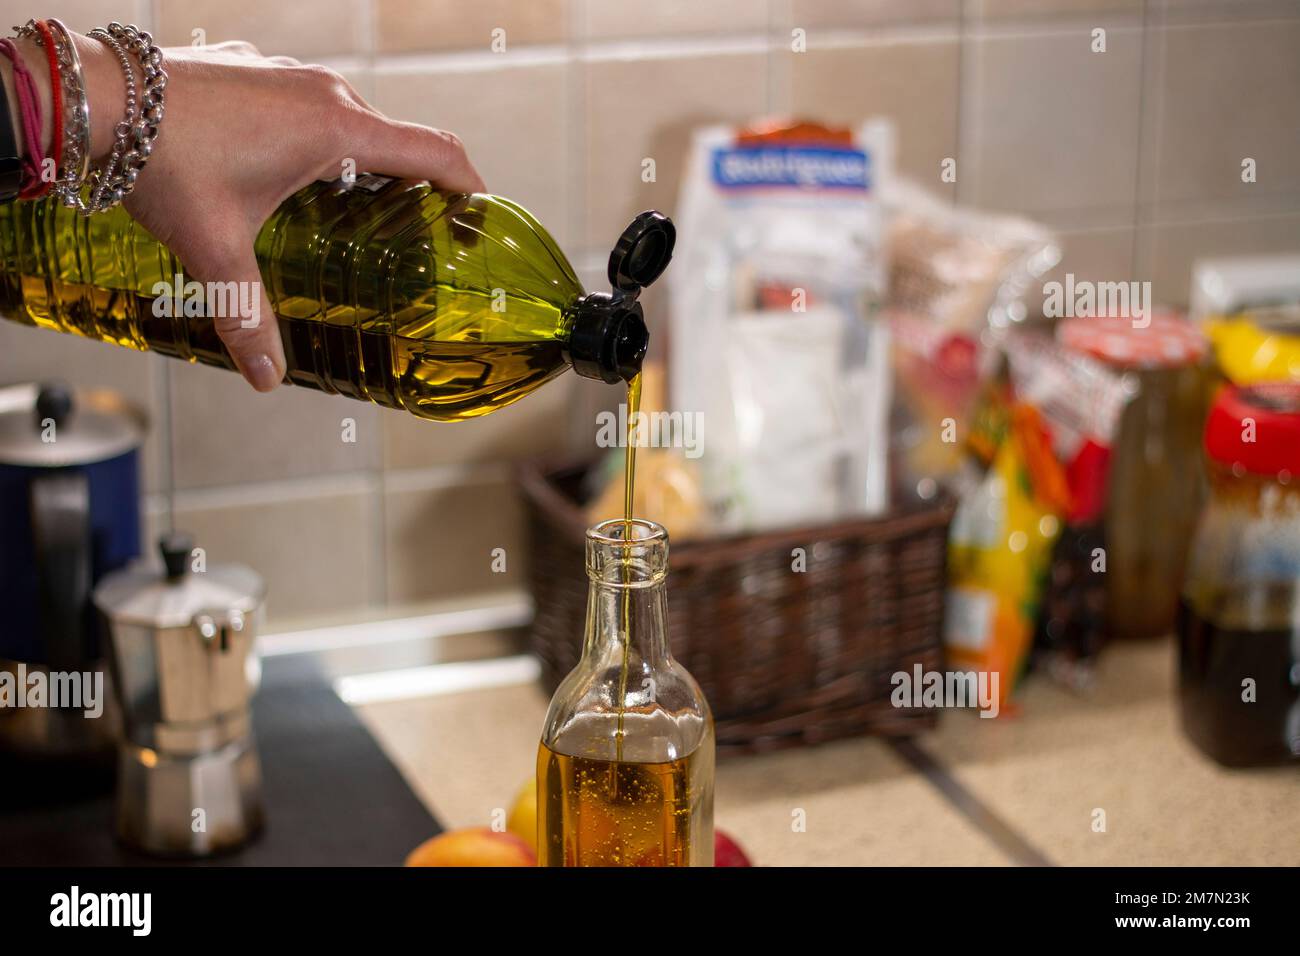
top-left (518, 459), bottom-right (955, 756)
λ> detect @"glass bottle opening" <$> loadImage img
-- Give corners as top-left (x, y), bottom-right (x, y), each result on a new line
top-left (585, 518), bottom-right (668, 587)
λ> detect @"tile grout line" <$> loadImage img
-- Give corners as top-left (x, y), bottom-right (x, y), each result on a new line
top-left (953, 0), bottom-right (968, 208)
top-left (888, 737), bottom-right (1056, 867)
top-left (1130, 0), bottom-right (1154, 284)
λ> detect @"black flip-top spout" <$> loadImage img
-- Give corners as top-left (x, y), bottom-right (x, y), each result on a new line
top-left (565, 211), bottom-right (675, 384)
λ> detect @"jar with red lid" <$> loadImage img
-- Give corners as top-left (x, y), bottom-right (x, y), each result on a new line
top-left (1178, 383), bottom-right (1300, 767)
top-left (1058, 314), bottom-right (1211, 640)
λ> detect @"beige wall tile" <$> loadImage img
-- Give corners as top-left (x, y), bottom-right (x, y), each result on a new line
top-left (0, 321), bottom-right (166, 491)
top-left (962, 27), bottom-right (1143, 220)
top-left (1139, 213), bottom-right (1300, 307)
top-left (1152, 0), bottom-right (1300, 24)
top-left (168, 361), bottom-right (380, 490)
top-left (373, 60), bottom-right (571, 245)
top-left (33, 0), bottom-right (153, 33)
top-left (969, 0), bottom-right (1141, 18)
top-left (382, 373), bottom-right (578, 470)
top-left (383, 476), bottom-right (526, 604)
top-left (155, 0), bottom-right (363, 58)
top-left (375, 0), bottom-right (568, 53)
top-left (1025, 225), bottom-right (1135, 317)
top-left (789, 0), bottom-right (961, 28)
top-left (584, 0), bottom-right (768, 38)
top-left (1147, 19), bottom-right (1300, 211)
top-left (1046, 225), bottom-right (1135, 283)
top-left (584, 51), bottom-right (769, 248)
top-left (170, 485), bottom-right (376, 622)
top-left (790, 36), bottom-right (961, 200)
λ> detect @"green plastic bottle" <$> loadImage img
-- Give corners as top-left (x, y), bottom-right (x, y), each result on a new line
top-left (0, 175), bottom-right (674, 421)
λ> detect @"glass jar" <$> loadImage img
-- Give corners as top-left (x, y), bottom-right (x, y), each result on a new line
top-left (536, 518), bottom-right (714, 866)
top-left (1178, 383), bottom-right (1300, 767)
top-left (1058, 314), bottom-right (1211, 639)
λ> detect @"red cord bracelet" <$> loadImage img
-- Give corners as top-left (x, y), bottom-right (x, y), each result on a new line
top-left (30, 19), bottom-right (62, 195)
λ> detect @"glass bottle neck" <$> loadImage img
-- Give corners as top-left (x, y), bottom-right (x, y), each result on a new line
top-left (581, 518), bottom-right (672, 668)
top-left (582, 575), bottom-right (670, 666)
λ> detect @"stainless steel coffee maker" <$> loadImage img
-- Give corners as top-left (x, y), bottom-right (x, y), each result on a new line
top-left (93, 533), bottom-right (266, 857)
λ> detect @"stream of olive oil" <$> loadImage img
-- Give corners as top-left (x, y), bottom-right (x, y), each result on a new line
top-left (613, 372), bottom-right (642, 766)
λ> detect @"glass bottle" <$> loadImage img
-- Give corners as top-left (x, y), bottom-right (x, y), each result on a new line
top-left (1057, 315), bottom-right (1213, 640)
top-left (537, 518), bottom-right (714, 866)
top-left (0, 177), bottom-right (675, 421)
top-left (1178, 382), bottom-right (1300, 767)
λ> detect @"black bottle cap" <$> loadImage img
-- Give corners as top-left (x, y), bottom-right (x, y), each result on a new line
top-left (566, 294), bottom-right (648, 385)
top-left (566, 211), bottom-right (672, 383)
top-left (608, 211), bottom-right (676, 295)
top-left (159, 532), bottom-right (194, 581)
top-left (34, 382), bottom-right (74, 429)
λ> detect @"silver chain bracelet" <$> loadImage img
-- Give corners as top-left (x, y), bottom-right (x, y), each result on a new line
top-left (79, 22), bottom-right (167, 215)
top-left (86, 27), bottom-right (139, 212)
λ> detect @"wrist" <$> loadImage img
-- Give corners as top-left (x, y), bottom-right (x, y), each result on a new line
top-left (5, 31), bottom-right (126, 163)
top-left (7, 37), bottom-right (52, 160)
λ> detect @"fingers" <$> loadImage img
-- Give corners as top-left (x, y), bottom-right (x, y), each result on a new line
top-left (351, 115), bottom-right (486, 194)
top-left (184, 241), bottom-right (286, 391)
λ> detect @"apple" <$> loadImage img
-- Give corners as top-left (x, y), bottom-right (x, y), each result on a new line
top-left (404, 827), bottom-right (536, 867)
top-left (714, 828), bottom-right (752, 867)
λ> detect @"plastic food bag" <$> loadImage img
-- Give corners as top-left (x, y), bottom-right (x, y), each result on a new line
top-left (884, 179), bottom-right (1061, 333)
top-left (669, 119), bottom-right (894, 532)
top-left (945, 393), bottom-right (1069, 712)
top-left (884, 181), bottom-right (1060, 505)
top-left (1005, 332), bottom-right (1135, 689)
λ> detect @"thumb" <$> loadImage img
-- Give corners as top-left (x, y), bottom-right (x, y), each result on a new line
top-left (188, 243), bottom-right (286, 392)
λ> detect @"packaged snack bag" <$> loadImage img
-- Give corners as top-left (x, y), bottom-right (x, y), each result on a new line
top-left (1005, 333), bottom-right (1135, 689)
top-left (669, 119), bottom-right (894, 532)
top-left (945, 397), bottom-right (1069, 711)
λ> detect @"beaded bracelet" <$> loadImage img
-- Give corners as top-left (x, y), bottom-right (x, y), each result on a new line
top-left (80, 22), bottom-right (165, 213)
top-left (85, 27), bottom-right (137, 211)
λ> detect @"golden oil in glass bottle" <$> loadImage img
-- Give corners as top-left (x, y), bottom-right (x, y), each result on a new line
top-left (537, 518), bottom-right (715, 866)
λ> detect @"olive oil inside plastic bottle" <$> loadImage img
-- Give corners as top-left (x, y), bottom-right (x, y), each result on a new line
top-left (0, 179), bottom-right (641, 422)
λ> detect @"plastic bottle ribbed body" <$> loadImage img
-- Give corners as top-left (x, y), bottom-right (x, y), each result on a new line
top-left (0, 177), bottom-right (587, 421)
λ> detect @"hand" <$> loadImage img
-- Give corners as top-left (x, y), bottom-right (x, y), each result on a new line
top-left (74, 36), bottom-right (485, 390)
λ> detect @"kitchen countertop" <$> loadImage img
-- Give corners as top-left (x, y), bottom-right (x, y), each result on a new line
top-left (0, 657), bottom-right (440, 867)
top-left (354, 636), bottom-right (1297, 866)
